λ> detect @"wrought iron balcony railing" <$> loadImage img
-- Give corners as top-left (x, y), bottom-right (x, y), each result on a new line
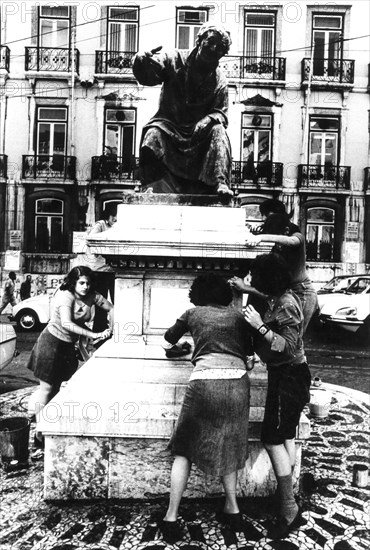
top-left (25, 47), bottom-right (80, 73)
top-left (95, 50), bottom-right (136, 74)
top-left (365, 167), bottom-right (370, 191)
top-left (91, 155), bottom-right (139, 181)
top-left (220, 56), bottom-right (286, 80)
top-left (298, 164), bottom-right (351, 190)
top-left (0, 46), bottom-right (10, 71)
top-left (302, 58), bottom-right (355, 84)
top-left (0, 155), bottom-right (7, 178)
top-left (22, 155), bottom-right (76, 180)
top-left (231, 160), bottom-right (283, 187)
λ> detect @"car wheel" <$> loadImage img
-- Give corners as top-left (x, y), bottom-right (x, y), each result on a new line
top-left (356, 318), bottom-right (370, 342)
top-left (15, 309), bottom-right (40, 331)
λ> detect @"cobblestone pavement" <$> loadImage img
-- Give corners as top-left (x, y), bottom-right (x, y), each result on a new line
top-left (0, 384), bottom-right (369, 550)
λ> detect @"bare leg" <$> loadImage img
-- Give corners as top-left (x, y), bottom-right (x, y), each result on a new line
top-left (164, 455), bottom-right (191, 522)
top-left (265, 442), bottom-right (291, 477)
top-left (28, 380), bottom-right (60, 442)
top-left (221, 470), bottom-right (239, 514)
top-left (265, 442), bottom-right (298, 524)
top-left (284, 438), bottom-right (296, 472)
top-left (28, 380), bottom-right (59, 416)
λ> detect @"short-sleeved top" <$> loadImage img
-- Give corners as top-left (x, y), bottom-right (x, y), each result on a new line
top-left (254, 290), bottom-right (305, 368)
top-left (272, 232), bottom-right (309, 285)
top-left (164, 305), bottom-right (254, 365)
top-left (47, 290), bottom-right (105, 343)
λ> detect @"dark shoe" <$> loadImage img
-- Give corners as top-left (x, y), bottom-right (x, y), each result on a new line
top-left (267, 509), bottom-right (306, 539)
top-left (158, 519), bottom-right (184, 544)
top-left (33, 434), bottom-right (45, 449)
top-left (216, 511), bottom-right (246, 532)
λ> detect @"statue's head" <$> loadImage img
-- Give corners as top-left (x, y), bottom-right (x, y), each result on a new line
top-left (195, 23), bottom-right (231, 61)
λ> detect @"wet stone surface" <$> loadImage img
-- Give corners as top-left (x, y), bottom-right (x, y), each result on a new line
top-left (0, 386), bottom-right (369, 550)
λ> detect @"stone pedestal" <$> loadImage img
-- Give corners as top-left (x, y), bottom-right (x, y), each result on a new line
top-left (39, 339), bottom-right (310, 500)
top-left (39, 195), bottom-right (310, 500)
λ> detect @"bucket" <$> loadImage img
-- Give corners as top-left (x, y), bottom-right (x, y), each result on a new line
top-left (352, 464), bottom-right (369, 488)
top-left (0, 416), bottom-right (30, 466)
top-left (309, 386), bottom-right (332, 418)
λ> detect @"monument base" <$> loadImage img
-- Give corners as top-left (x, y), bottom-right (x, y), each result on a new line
top-left (39, 339), bottom-right (310, 501)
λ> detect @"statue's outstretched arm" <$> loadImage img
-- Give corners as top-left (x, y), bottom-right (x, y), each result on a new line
top-left (132, 46), bottom-right (166, 86)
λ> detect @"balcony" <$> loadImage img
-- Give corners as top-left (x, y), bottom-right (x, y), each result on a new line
top-left (95, 51), bottom-right (136, 75)
top-left (91, 155), bottom-right (139, 182)
top-left (22, 155), bottom-right (76, 180)
top-left (0, 155), bottom-right (7, 178)
top-left (220, 56), bottom-right (286, 82)
top-left (302, 58), bottom-right (355, 86)
top-left (298, 164), bottom-right (351, 190)
top-left (25, 47), bottom-right (80, 73)
top-left (231, 160), bottom-right (283, 188)
top-left (0, 46), bottom-right (10, 71)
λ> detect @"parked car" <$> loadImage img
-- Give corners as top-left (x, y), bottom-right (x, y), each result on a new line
top-left (11, 291), bottom-right (56, 331)
top-left (317, 274), bottom-right (364, 296)
top-left (318, 275), bottom-right (370, 338)
top-left (0, 323), bottom-right (16, 369)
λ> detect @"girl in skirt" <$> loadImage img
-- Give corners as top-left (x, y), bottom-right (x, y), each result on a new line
top-left (160, 273), bottom-right (254, 543)
top-left (27, 266), bottom-right (113, 445)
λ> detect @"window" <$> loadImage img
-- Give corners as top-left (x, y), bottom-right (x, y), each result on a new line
top-left (108, 6), bottom-right (139, 53)
top-left (312, 14), bottom-right (343, 76)
top-left (241, 113), bottom-right (272, 179)
top-left (38, 6), bottom-right (70, 48)
top-left (104, 108), bottom-right (136, 170)
top-left (306, 207), bottom-right (335, 261)
top-left (309, 117), bottom-right (339, 168)
top-left (244, 12), bottom-right (276, 60)
top-left (37, 107), bottom-right (67, 156)
top-left (35, 198), bottom-right (64, 252)
top-left (176, 8), bottom-right (208, 50)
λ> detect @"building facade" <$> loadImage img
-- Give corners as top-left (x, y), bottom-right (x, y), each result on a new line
top-left (0, 0), bottom-right (369, 293)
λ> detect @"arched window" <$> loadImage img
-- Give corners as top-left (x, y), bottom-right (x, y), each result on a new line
top-left (35, 198), bottom-right (64, 252)
top-left (306, 207), bottom-right (335, 261)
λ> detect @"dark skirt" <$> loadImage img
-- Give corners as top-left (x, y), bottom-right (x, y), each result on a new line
top-left (168, 374), bottom-right (250, 477)
top-left (27, 328), bottom-right (78, 386)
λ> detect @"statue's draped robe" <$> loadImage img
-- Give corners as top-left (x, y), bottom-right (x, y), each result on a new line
top-left (133, 49), bottom-right (231, 193)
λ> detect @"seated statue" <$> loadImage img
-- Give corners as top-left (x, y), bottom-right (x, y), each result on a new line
top-left (132, 23), bottom-right (233, 196)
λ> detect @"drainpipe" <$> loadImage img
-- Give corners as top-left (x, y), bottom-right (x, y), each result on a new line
top-left (70, 22), bottom-right (75, 159)
top-left (300, 42), bottom-right (314, 165)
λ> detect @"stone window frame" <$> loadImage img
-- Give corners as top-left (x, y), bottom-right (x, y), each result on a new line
top-left (24, 189), bottom-right (73, 254)
top-left (175, 6), bottom-right (209, 50)
top-left (235, 4), bottom-right (283, 63)
top-left (300, 196), bottom-right (344, 263)
top-left (305, 4), bottom-right (352, 58)
top-left (30, 5), bottom-right (77, 48)
top-left (100, 5), bottom-right (140, 51)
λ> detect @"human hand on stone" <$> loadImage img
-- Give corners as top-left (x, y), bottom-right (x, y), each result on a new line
top-left (165, 341), bottom-right (191, 358)
top-left (245, 233), bottom-right (262, 247)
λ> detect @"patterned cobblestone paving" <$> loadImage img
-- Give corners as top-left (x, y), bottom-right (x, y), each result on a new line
top-left (1, 386), bottom-right (369, 550)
